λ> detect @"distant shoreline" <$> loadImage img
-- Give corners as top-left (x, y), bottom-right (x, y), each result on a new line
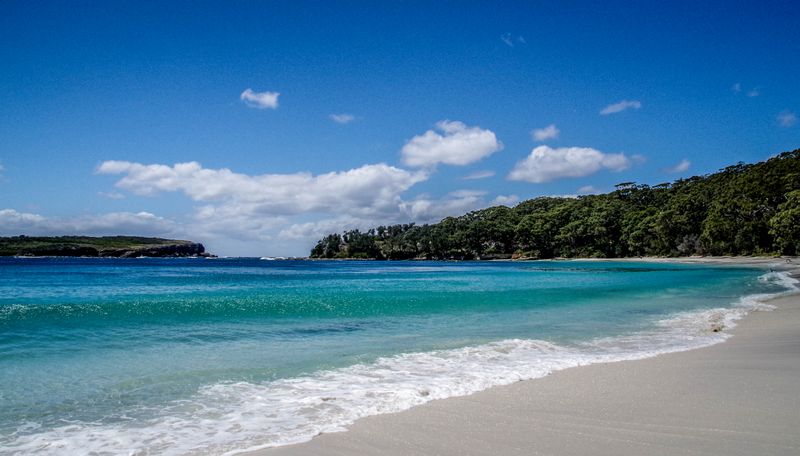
top-left (0, 235), bottom-right (212, 258)
top-left (302, 255), bottom-right (797, 266)
top-left (6, 255), bottom-right (792, 266)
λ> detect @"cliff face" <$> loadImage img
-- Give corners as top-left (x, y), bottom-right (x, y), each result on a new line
top-left (0, 236), bottom-right (209, 257)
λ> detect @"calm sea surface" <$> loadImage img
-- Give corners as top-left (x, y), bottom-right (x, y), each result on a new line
top-left (0, 258), bottom-right (794, 455)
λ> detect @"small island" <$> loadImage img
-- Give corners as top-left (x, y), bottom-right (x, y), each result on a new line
top-left (0, 236), bottom-right (210, 258)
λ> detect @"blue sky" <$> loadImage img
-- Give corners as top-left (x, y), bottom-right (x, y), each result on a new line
top-left (1, 1), bottom-right (798, 256)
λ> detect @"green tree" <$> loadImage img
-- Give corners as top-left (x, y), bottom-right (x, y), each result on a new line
top-left (769, 190), bottom-right (800, 255)
top-left (310, 149), bottom-right (800, 260)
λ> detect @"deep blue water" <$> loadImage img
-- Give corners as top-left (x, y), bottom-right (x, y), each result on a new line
top-left (0, 258), bottom-right (792, 455)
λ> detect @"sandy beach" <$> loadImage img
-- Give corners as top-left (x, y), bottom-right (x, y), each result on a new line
top-left (257, 258), bottom-right (800, 456)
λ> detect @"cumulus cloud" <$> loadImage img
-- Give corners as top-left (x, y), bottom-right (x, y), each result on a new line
top-left (278, 190), bottom-right (504, 243)
top-left (732, 82), bottom-right (742, 93)
top-left (399, 190), bottom-right (488, 223)
top-left (462, 170), bottom-right (495, 180)
top-left (0, 209), bottom-right (180, 237)
top-left (94, 159), bottom-right (532, 254)
top-left (666, 159), bottom-right (691, 173)
top-left (600, 100), bottom-right (642, 115)
top-left (97, 161), bottom-right (427, 217)
top-left (329, 113), bottom-right (356, 124)
top-left (92, 156), bottom-right (541, 255)
top-left (777, 110), bottom-right (797, 127)
top-left (0, 208), bottom-right (46, 229)
top-left (491, 194), bottom-right (519, 206)
top-left (401, 120), bottom-right (502, 168)
top-left (508, 146), bottom-right (632, 183)
top-left (240, 89), bottom-right (280, 109)
top-left (277, 217), bottom-right (366, 241)
top-left (531, 124), bottom-right (560, 142)
top-left (577, 185), bottom-right (602, 195)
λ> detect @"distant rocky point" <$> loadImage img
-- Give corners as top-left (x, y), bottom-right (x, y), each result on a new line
top-left (0, 236), bottom-right (212, 258)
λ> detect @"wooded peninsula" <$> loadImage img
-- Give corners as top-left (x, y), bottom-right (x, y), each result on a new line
top-left (311, 149), bottom-right (800, 260)
top-left (0, 236), bottom-right (208, 257)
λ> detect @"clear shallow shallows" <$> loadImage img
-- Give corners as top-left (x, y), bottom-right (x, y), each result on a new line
top-left (0, 258), bottom-right (796, 455)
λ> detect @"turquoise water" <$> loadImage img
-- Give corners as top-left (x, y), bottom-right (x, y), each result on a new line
top-left (0, 258), bottom-right (794, 455)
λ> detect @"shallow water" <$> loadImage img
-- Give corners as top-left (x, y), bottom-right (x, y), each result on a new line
top-left (0, 258), bottom-right (794, 455)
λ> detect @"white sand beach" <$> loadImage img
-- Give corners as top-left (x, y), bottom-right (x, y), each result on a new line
top-left (257, 258), bottom-right (800, 456)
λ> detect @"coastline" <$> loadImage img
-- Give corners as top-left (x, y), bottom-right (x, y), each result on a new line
top-left (252, 257), bottom-right (800, 456)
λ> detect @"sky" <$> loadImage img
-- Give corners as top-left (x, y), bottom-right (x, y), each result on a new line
top-left (1, 0), bottom-right (799, 256)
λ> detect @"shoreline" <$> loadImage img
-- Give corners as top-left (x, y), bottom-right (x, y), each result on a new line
top-left (304, 255), bottom-right (797, 263)
top-left (251, 258), bottom-right (800, 456)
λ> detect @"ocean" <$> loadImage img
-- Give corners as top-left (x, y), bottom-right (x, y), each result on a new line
top-left (0, 258), bottom-right (795, 455)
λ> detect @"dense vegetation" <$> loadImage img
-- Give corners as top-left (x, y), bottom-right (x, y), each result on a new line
top-left (311, 149), bottom-right (800, 260)
top-left (0, 236), bottom-right (207, 257)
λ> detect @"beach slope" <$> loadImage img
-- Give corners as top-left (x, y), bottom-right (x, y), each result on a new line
top-left (261, 291), bottom-right (800, 456)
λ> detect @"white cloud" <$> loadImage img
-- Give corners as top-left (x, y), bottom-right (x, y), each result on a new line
top-left (97, 161), bottom-right (427, 217)
top-left (399, 190), bottom-right (488, 223)
top-left (401, 120), bottom-right (502, 168)
top-left (531, 124), bottom-right (560, 142)
top-left (491, 194), bottom-right (519, 206)
top-left (666, 159), bottom-right (691, 173)
top-left (462, 170), bottom-right (495, 180)
top-left (98, 191), bottom-right (125, 200)
top-left (89, 150), bottom-right (583, 255)
top-left (0, 209), bottom-right (180, 237)
top-left (278, 217), bottom-right (365, 241)
top-left (500, 33), bottom-right (525, 47)
top-left (508, 146), bottom-right (632, 183)
top-left (577, 185), bottom-right (602, 195)
top-left (95, 160), bottom-right (531, 255)
top-left (600, 100), bottom-right (642, 115)
top-left (448, 189), bottom-right (486, 198)
top-left (71, 212), bottom-right (178, 235)
top-left (0, 209), bottom-right (46, 229)
top-left (329, 113), bottom-right (356, 124)
top-left (278, 190), bottom-right (504, 242)
top-left (240, 89), bottom-right (280, 109)
top-left (777, 110), bottom-right (797, 127)
top-left (191, 205), bottom-right (287, 242)
top-left (732, 83), bottom-right (760, 97)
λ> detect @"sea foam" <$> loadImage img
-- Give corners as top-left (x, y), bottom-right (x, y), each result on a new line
top-left (3, 270), bottom-right (797, 456)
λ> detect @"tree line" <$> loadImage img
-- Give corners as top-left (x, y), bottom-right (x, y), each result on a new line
top-left (311, 149), bottom-right (800, 260)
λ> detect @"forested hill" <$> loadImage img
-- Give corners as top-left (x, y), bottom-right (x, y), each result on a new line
top-left (311, 149), bottom-right (800, 260)
top-left (0, 236), bottom-right (208, 257)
